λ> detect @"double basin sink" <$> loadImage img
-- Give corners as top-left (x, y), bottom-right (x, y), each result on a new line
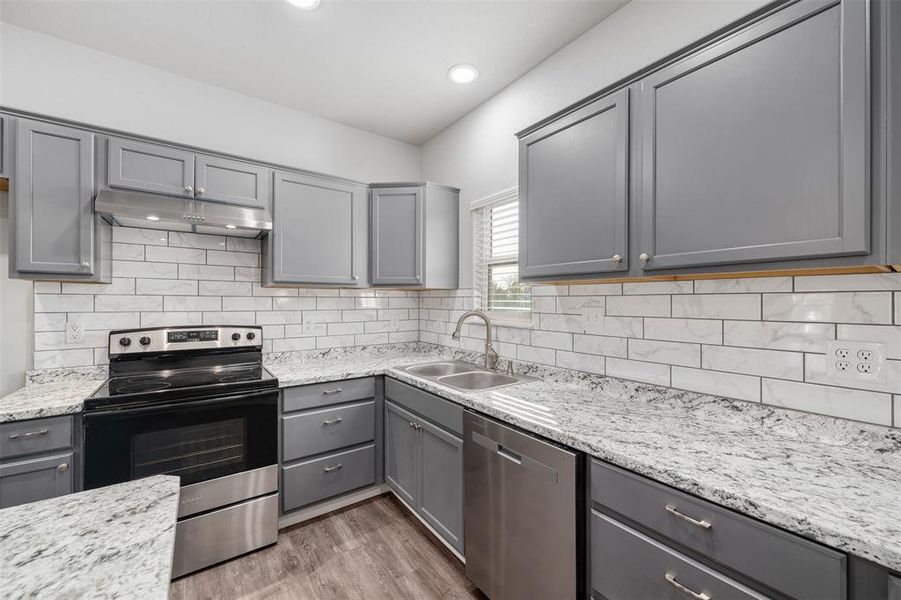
top-left (402, 360), bottom-right (537, 392)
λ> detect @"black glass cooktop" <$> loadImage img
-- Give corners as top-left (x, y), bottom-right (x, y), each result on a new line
top-left (86, 364), bottom-right (278, 410)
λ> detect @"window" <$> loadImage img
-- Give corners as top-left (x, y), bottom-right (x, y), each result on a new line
top-left (473, 189), bottom-right (531, 321)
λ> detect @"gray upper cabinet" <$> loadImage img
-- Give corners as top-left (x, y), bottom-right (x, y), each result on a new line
top-left (370, 182), bottom-right (459, 288)
top-left (518, 87), bottom-right (630, 280)
top-left (12, 119), bottom-right (101, 278)
top-left (107, 137), bottom-right (195, 197)
top-left (385, 400), bottom-right (420, 506)
top-left (263, 171), bottom-right (367, 286)
top-left (195, 154), bottom-right (269, 209)
top-left (370, 186), bottom-right (423, 285)
top-left (637, 0), bottom-right (869, 272)
top-left (0, 115), bottom-right (9, 179)
top-left (418, 418), bottom-right (464, 554)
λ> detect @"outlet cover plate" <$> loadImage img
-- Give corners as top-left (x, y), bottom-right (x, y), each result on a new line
top-left (826, 340), bottom-right (886, 383)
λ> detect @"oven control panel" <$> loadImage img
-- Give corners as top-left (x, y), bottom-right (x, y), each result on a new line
top-left (109, 326), bottom-right (262, 356)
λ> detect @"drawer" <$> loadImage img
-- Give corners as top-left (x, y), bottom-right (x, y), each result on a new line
top-left (282, 400), bottom-right (374, 461)
top-left (0, 416), bottom-right (74, 460)
top-left (385, 377), bottom-right (462, 435)
top-left (591, 460), bottom-right (846, 600)
top-left (592, 510), bottom-right (768, 600)
top-left (281, 444), bottom-right (375, 511)
top-left (283, 377), bottom-right (375, 412)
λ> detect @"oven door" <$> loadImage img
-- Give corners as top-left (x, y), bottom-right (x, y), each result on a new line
top-left (83, 389), bottom-right (277, 491)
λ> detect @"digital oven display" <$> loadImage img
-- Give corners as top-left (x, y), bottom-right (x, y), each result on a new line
top-left (167, 330), bottom-right (219, 343)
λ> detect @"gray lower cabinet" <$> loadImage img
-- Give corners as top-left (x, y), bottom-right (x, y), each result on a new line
top-left (106, 137), bottom-right (195, 197)
top-left (263, 171), bottom-right (367, 286)
top-left (0, 415), bottom-right (77, 509)
top-left (370, 182), bottom-right (459, 288)
top-left (590, 459), bottom-right (846, 600)
top-left (638, 0), bottom-right (869, 272)
top-left (195, 154), bottom-right (269, 209)
top-left (280, 378), bottom-right (378, 513)
top-left (519, 87), bottom-right (629, 280)
top-left (11, 119), bottom-right (109, 281)
top-left (385, 391), bottom-right (463, 555)
top-left (0, 452), bottom-right (74, 509)
top-left (384, 400), bottom-right (420, 506)
top-left (889, 575), bottom-right (901, 600)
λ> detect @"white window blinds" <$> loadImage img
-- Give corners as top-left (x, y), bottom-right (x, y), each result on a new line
top-left (472, 190), bottom-right (531, 318)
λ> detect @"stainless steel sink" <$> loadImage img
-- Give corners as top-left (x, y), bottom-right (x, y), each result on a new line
top-left (437, 371), bottom-right (521, 390)
top-left (402, 360), bottom-right (537, 392)
top-left (405, 361), bottom-right (475, 378)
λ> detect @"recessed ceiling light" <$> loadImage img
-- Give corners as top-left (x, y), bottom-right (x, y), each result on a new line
top-left (286, 0), bottom-right (320, 9)
top-left (448, 64), bottom-right (479, 84)
top-left (146, 215), bottom-right (160, 221)
top-left (225, 225), bottom-right (237, 230)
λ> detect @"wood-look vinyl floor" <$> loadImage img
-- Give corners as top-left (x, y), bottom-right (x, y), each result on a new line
top-left (169, 494), bottom-right (485, 600)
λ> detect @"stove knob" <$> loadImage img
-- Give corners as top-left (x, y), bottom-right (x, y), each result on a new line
top-left (246, 332), bottom-right (256, 341)
top-left (119, 337), bottom-right (132, 347)
top-left (231, 333), bottom-right (242, 341)
top-left (139, 336), bottom-right (152, 346)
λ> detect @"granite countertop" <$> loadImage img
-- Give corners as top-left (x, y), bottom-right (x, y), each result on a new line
top-left (4, 344), bottom-right (900, 573)
top-left (0, 475), bottom-right (180, 599)
top-left (269, 347), bottom-right (901, 573)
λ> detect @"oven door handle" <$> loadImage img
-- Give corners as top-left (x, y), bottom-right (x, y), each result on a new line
top-left (84, 389), bottom-right (278, 419)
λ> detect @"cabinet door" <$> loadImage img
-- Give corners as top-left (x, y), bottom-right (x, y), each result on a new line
top-left (107, 137), bottom-right (194, 197)
top-left (195, 154), bottom-right (270, 209)
top-left (638, 0), bottom-right (868, 271)
top-left (384, 401), bottom-right (420, 506)
top-left (418, 419), bottom-right (464, 554)
top-left (270, 171), bottom-right (366, 285)
top-left (370, 186), bottom-right (423, 285)
top-left (14, 119), bottom-right (95, 275)
top-left (0, 452), bottom-right (73, 509)
top-left (0, 115), bottom-right (9, 179)
top-left (519, 88), bottom-right (629, 279)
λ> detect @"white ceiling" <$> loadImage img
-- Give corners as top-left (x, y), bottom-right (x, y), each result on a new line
top-left (0, 0), bottom-right (627, 145)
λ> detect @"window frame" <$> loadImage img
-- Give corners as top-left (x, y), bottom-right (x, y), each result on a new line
top-left (471, 188), bottom-right (531, 327)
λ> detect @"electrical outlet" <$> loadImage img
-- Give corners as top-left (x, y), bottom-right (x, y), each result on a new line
top-left (826, 340), bottom-right (886, 383)
top-left (65, 320), bottom-right (82, 344)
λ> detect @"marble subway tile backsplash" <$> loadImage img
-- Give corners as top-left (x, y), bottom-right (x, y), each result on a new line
top-left (421, 275), bottom-right (901, 428)
top-left (32, 228), bottom-right (419, 369)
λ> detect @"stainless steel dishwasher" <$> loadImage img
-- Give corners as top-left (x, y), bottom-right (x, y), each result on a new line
top-left (463, 410), bottom-right (583, 599)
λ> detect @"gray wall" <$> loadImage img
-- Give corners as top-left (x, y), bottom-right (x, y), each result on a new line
top-left (0, 191), bottom-right (34, 395)
top-left (420, 0), bottom-right (769, 287)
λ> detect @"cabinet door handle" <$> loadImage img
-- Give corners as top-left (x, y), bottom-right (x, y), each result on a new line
top-left (664, 573), bottom-right (710, 600)
top-left (9, 429), bottom-right (49, 440)
top-left (322, 388), bottom-right (343, 395)
top-left (184, 185), bottom-right (194, 194)
top-left (80, 261), bottom-right (90, 268)
top-left (322, 417), bottom-right (343, 426)
top-left (323, 464), bottom-right (343, 473)
top-left (612, 254), bottom-right (622, 264)
top-left (57, 463), bottom-right (69, 473)
top-left (665, 504), bottom-right (712, 530)
top-left (195, 186), bottom-right (205, 195)
top-left (639, 252), bottom-right (651, 266)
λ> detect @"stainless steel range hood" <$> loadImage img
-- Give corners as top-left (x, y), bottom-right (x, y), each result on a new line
top-left (94, 189), bottom-right (272, 237)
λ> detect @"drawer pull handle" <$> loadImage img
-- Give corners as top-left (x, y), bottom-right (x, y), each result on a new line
top-left (322, 417), bottom-right (343, 426)
top-left (322, 388), bottom-right (343, 395)
top-left (665, 573), bottom-right (710, 600)
top-left (9, 429), bottom-right (49, 440)
top-left (323, 464), bottom-right (343, 473)
top-left (57, 463), bottom-right (69, 473)
top-left (666, 504), bottom-right (712, 530)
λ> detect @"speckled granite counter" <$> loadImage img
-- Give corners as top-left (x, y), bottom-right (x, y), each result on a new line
top-left (0, 379), bottom-right (105, 423)
top-left (0, 475), bottom-right (180, 599)
top-left (268, 347), bottom-right (901, 573)
top-left (5, 345), bottom-right (901, 573)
